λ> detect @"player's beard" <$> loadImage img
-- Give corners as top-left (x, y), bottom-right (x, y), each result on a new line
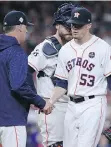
top-left (59, 33), bottom-right (72, 44)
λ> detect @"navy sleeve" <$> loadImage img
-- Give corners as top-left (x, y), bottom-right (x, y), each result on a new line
top-left (55, 77), bottom-right (68, 90)
top-left (107, 75), bottom-right (111, 90)
top-left (9, 48), bottom-right (46, 109)
top-left (27, 66), bottom-right (36, 93)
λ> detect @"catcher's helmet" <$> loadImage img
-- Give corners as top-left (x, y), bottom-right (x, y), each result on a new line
top-left (53, 3), bottom-right (76, 28)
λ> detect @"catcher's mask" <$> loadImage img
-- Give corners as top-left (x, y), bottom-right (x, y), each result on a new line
top-left (53, 3), bottom-right (77, 29)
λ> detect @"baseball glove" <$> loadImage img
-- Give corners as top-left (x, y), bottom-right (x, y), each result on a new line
top-left (103, 126), bottom-right (111, 141)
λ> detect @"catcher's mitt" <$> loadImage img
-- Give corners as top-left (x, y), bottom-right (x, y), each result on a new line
top-left (103, 126), bottom-right (111, 141)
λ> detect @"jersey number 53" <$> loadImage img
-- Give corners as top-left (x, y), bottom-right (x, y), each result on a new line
top-left (79, 74), bottom-right (95, 87)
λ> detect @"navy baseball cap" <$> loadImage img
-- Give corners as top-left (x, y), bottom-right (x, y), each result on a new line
top-left (3, 10), bottom-right (34, 26)
top-left (67, 7), bottom-right (91, 25)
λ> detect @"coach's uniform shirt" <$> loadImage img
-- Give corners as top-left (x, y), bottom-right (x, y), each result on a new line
top-left (28, 38), bottom-right (69, 146)
top-left (0, 34), bottom-right (45, 126)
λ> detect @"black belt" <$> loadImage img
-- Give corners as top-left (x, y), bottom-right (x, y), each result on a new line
top-left (70, 95), bottom-right (95, 103)
top-left (48, 141), bottom-right (63, 147)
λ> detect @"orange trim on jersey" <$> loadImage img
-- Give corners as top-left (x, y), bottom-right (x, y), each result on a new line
top-left (70, 38), bottom-right (99, 95)
top-left (45, 114), bottom-right (49, 147)
top-left (104, 72), bottom-right (111, 77)
top-left (28, 62), bottom-right (39, 72)
top-left (55, 74), bottom-right (68, 80)
top-left (14, 127), bottom-right (18, 147)
top-left (70, 40), bottom-right (77, 57)
top-left (70, 41), bottom-right (78, 95)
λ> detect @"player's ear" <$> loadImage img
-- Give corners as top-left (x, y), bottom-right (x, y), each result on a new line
top-left (15, 25), bottom-right (22, 32)
top-left (87, 23), bottom-right (92, 30)
top-left (55, 24), bottom-right (60, 30)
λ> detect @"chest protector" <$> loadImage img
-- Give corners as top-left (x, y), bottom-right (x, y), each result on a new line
top-left (42, 36), bottom-right (61, 57)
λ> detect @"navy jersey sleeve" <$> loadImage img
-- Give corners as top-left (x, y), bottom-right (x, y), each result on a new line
top-left (55, 77), bottom-right (68, 90)
top-left (27, 66), bottom-right (36, 93)
top-left (9, 48), bottom-right (46, 109)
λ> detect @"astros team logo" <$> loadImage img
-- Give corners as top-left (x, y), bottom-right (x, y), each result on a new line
top-left (89, 52), bottom-right (95, 58)
top-left (74, 12), bottom-right (80, 18)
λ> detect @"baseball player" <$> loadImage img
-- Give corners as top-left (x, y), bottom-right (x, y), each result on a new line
top-left (28, 3), bottom-right (76, 147)
top-left (0, 10), bottom-right (50, 147)
top-left (46, 7), bottom-right (111, 147)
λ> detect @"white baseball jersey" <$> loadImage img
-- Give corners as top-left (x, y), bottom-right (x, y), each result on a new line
top-left (28, 39), bottom-right (68, 102)
top-left (55, 35), bottom-right (111, 96)
top-left (28, 39), bottom-right (57, 98)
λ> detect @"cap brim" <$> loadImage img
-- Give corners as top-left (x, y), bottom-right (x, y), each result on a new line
top-left (67, 19), bottom-right (86, 25)
top-left (27, 22), bottom-right (34, 26)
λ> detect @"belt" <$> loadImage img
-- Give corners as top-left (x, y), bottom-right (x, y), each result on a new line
top-left (48, 141), bottom-right (63, 147)
top-left (70, 95), bottom-right (95, 103)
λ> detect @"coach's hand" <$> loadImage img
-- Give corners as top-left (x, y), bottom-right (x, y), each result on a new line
top-left (42, 100), bottom-right (53, 115)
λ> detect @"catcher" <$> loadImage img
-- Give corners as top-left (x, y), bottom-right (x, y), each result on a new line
top-left (28, 3), bottom-right (77, 147)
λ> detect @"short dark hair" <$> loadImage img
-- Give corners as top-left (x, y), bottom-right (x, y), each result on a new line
top-left (3, 26), bottom-right (16, 33)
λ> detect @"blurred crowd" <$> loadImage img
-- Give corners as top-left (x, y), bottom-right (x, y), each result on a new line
top-left (0, 1), bottom-right (111, 147)
top-left (0, 1), bottom-right (111, 53)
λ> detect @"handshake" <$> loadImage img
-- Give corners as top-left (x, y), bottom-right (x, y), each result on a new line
top-left (42, 100), bottom-right (54, 115)
top-left (31, 99), bottom-right (54, 115)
